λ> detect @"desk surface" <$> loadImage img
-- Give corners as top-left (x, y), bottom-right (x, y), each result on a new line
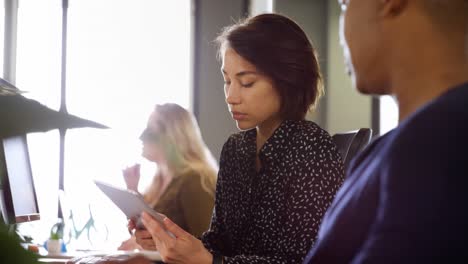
top-left (38, 249), bottom-right (162, 263)
top-left (38, 257), bottom-right (69, 264)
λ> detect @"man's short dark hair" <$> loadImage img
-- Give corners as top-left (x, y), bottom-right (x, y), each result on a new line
top-left (216, 13), bottom-right (323, 120)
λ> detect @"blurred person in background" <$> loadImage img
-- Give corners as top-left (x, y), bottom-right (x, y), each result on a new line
top-left (118, 103), bottom-right (218, 251)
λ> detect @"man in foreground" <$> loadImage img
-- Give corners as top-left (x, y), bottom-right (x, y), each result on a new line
top-left (304, 0), bottom-right (468, 262)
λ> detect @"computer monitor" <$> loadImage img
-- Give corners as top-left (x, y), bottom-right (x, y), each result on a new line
top-left (0, 135), bottom-right (40, 224)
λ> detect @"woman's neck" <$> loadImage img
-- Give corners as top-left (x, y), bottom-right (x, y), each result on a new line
top-left (255, 117), bottom-right (283, 172)
top-left (256, 117), bottom-right (283, 152)
top-left (158, 164), bottom-right (174, 182)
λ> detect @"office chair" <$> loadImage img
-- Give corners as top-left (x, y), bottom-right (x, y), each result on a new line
top-left (332, 128), bottom-right (373, 171)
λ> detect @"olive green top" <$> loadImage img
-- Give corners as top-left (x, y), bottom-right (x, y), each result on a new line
top-left (153, 170), bottom-right (215, 237)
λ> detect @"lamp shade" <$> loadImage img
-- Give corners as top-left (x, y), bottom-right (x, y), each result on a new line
top-left (0, 78), bottom-right (108, 138)
top-left (0, 77), bottom-right (24, 96)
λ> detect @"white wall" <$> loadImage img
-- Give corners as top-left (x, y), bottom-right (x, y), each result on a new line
top-left (274, 0), bottom-right (372, 134)
top-left (193, 0), bottom-right (244, 161)
top-left (275, 0), bottom-right (328, 128)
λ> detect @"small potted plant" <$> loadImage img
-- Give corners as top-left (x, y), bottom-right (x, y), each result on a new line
top-left (46, 220), bottom-right (64, 254)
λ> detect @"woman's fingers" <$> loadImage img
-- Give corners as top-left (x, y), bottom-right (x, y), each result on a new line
top-left (122, 164), bottom-right (141, 190)
top-left (141, 212), bottom-right (174, 242)
top-left (127, 219), bottom-right (136, 233)
top-left (133, 226), bottom-right (155, 250)
top-left (132, 164), bottom-right (140, 175)
top-left (135, 229), bottom-right (152, 239)
top-left (118, 236), bottom-right (142, 251)
top-left (136, 238), bottom-right (156, 250)
top-left (134, 229), bottom-right (155, 249)
top-left (163, 217), bottom-right (190, 238)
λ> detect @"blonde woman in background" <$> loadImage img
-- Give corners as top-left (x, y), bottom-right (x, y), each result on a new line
top-left (118, 103), bottom-right (218, 250)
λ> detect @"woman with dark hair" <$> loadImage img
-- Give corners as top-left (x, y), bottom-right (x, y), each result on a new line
top-left (135, 13), bottom-right (345, 264)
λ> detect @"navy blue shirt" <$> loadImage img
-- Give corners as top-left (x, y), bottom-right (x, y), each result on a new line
top-left (304, 83), bottom-right (468, 263)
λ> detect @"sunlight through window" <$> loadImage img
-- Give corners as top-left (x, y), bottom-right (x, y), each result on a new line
top-left (1, 0), bottom-right (5, 76)
top-left (380, 95), bottom-right (398, 135)
top-left (15, 0), bottom-right (191, 250)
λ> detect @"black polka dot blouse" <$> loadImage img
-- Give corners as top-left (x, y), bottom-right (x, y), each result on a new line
top-left (201, 120), bottom-right (345, 263)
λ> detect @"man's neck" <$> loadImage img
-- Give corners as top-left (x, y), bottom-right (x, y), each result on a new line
top-left (394, 67), bottom-right (468, 122)
top-left (391, 36), bottom-right (468, 122)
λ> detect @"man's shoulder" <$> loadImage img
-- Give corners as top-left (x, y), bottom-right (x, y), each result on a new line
top-left (387, 84), bottom-right (468, 147)
top-left (366, 85), bottom-right (468, 187)
top-left (356, 84), bottom-right (468, 169)
top-left (406, 83), bottom-right (468, 129)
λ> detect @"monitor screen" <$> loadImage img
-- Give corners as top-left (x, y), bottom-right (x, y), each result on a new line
top-left (0, 135), bottom-right (40, 224)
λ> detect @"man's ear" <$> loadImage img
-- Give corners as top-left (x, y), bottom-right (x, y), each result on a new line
top-left (379, 0), bottom-right (408, 17)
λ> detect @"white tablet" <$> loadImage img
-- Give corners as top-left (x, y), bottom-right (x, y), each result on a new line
top-left (94, 180), bottom-right (165, 229)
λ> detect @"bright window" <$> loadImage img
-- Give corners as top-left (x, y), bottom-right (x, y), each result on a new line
top-left (250, 0), bottom-right (274, 14)
top-left (379, 95), bottom-right (398, 135)
top-left (1, 0), bottom-right (5, 76)
top-left (16, 0), bottom-right (63, 245)
top-left (15, 0), bottom-right (191, 250)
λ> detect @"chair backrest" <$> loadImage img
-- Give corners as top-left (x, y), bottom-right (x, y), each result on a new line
top-left (332, 128), bottom-right (372, 171)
